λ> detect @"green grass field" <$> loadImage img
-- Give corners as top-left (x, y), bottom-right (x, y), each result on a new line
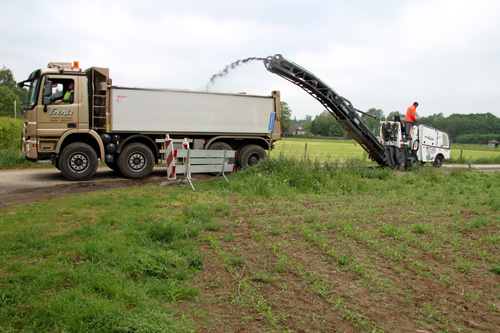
top-left (274, 138), bottom-right (371, 162)
top-left (1, 156), bottom-right (499, 331)
top-left (274, 137), bottom-right (500, 164)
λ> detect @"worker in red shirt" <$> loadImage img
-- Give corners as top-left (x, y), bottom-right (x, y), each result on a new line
top-left (404, 102), bottom-right (418, 140)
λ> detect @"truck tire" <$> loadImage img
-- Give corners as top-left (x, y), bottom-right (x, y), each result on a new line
top-left (433, 155), bottom-right (443, 168)
top-left (58, 143), bottom-right (98, 181)
top-left (117, 143), bottom-right (154, 179)
top-left (208, 142), bottom-right (235, 164)
top-left (238, 144), bottom-right (267, 168)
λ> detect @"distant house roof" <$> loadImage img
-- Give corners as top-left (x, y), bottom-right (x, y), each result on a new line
top-left (489, 140), bottom-right (499, 144)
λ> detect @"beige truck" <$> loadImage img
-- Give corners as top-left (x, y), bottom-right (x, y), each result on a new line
top-left (18, 62), bottom-right (282, 180)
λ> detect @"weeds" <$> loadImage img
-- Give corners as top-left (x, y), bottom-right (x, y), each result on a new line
top-left (491, 264), bottom-right (500, 276)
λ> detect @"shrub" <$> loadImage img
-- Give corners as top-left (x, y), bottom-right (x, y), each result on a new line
top-left (0, 117), bottom-right (23, 149)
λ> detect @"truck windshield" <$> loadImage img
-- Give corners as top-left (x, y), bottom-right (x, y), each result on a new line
top-left (22, 77), bottom-right (40, 110)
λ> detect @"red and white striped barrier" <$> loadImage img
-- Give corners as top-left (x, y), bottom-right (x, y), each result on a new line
top-left (157, 135), bottom-right (176, 180)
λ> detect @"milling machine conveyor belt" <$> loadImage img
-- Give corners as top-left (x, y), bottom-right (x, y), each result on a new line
top-left (264, 54), bottom-right (392, 166)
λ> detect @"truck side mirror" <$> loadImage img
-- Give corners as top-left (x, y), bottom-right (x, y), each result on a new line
top-left (43, 80), bottom-right (52, 105)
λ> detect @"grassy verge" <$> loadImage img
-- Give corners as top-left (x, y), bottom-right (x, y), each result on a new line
top-left (1, 156), bottom-right (500, 331)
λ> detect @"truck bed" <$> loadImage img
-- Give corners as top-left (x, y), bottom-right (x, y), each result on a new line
top-left (109, 87), bottom-right (277, 134)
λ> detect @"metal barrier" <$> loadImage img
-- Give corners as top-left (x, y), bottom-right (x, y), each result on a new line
top-left (175, 148), bottom-right (237, 190)
top-left (158, 136), bottom-right (237, 190)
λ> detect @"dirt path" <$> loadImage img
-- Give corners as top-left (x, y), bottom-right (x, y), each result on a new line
top-left (0, 167), bottom-right (207, 210)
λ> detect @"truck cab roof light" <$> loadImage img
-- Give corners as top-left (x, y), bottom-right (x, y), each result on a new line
top-left (73, 61), bottom-right (79, 69)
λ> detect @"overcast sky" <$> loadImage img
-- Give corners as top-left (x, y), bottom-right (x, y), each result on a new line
top-left (2, 0), bottom-right (500, 119)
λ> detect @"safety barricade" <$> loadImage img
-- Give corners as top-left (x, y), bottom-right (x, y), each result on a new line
top-left (175, 148), bottom-right (236, 190)
top-left (158, 136), bottom-right (237, 191)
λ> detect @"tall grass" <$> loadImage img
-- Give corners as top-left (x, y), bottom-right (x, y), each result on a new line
top-left (225, 154), bottom-right (396, 197)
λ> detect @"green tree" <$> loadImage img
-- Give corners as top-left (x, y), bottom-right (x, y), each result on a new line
top-left (361, 108), bottom-right (384, 134)
top-left (0, 66), bottom-right (23, 117)
top-left (301, 119), bottom-right (313, 132)
top-left (311, 110), bottom-right (345, 137)
top-left (280, 101), bottom-right (292, 133)
top-left (386, 111), bottom-right (403, 122)
top-left (0, 86), bottom-right (19, 117)
top-left (0, 66), bottom-right (17, 88)
top-left (416, 113), bottom-right (500, 144)
top-left (420, 112), bottom-right (444, 128)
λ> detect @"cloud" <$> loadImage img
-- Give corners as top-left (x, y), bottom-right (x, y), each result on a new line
top-left (1, 0), bottom-right (499, 119)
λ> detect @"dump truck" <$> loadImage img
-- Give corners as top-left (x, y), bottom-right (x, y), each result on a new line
top-left (264, 54), bottom-right (450, 169)
top-left (18, 62), bottom-right (282, 180)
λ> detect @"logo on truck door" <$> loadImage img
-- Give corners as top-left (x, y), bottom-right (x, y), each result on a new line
top-left (425, 146), bottom-right (436, 155)
top-left (49, 108), bottom-right (74, 116)
top-left (116, 95), bottom-right (128, 103)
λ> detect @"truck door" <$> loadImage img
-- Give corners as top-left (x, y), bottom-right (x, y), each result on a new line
top-left (419, 125), bottom-right (438, 163)
top-left (37, 76), bottom-right (80, 138)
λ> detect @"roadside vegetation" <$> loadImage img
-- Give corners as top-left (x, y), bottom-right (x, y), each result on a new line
top-left (1, 155), bottom-right (499, 331)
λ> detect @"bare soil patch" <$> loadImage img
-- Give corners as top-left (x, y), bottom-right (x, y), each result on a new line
top-left (178, 197), bottom-right (500, 332)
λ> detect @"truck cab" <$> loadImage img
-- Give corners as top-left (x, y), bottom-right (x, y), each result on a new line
top-left (20, 63), bottom-right (91, 160)
top-left (19, 62), bottom-right (105, 180)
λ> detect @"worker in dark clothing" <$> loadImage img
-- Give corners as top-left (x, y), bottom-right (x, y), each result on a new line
top-left (404, 102), bottom-right (418, 139)
top-left (55, 82), bottom-right (74, 104)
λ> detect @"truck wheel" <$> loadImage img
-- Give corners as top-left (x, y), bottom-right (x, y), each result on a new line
top-left (433, 155), bottom-right (443, 168)
top-left (209, 142), bottom-right (235, 165)
top-left (58, 143), bottom-right (98, 181)
top-left (117, 143), bottom-right (154, 179)
top-left (238, 144), bottom-right (267, 168)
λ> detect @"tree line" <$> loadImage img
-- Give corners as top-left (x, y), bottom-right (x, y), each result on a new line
top-left (0, 67), bottom-right (25, 117)
top-left (293, 108), bottom-right (499, 145)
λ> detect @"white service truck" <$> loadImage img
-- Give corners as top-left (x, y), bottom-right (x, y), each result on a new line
top-left (380, 121), bottom-right (451, 167)
top-left (18, 62), bottom-right (282, 180)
